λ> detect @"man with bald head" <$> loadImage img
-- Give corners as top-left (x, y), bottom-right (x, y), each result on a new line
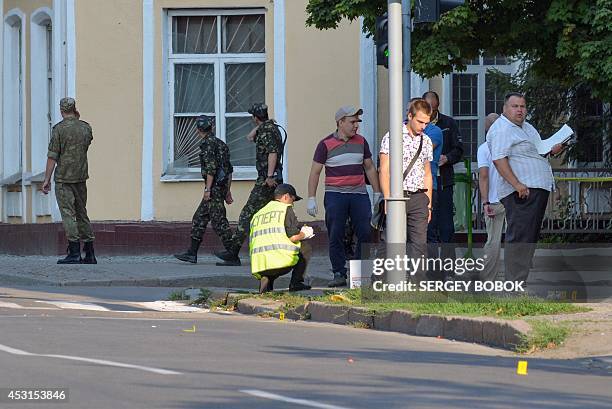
top-left (487, 93), bottom-right (564, 283)
top-left (477, 113), bottom-right (502, 281)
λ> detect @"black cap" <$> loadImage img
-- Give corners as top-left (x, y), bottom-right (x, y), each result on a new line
top-left (196, 115), bottom-right (215, 132)
top-left (274, 183), bottom-right (302, 201)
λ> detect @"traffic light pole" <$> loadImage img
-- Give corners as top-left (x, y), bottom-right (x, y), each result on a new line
top-left (386, 0), bottom-right (406, 285)
top-left (402, 0), bottom-right (411, 111)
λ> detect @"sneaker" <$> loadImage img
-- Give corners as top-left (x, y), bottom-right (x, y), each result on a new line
top-left (289, 282), bottom-right (312, 292)
top-left (327, 272), bottom-right (347, 288)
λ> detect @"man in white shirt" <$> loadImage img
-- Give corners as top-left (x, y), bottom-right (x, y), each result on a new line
top-left (487, 93), bottom-right (563, 282)
top-left (477, 113), bottom-right (502, 281)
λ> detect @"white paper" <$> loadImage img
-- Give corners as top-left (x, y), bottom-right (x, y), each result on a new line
top-left (537, 124), bottom-right (574, 155)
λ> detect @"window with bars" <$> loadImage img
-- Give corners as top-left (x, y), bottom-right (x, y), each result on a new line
top-left (451, 55), bottom-right (513, 161)
top-left (168, 11), bottom-right (265, 174)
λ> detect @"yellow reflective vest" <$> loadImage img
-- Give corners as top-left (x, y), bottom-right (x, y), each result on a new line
top-left (249, 200), bottom-right (301, 279)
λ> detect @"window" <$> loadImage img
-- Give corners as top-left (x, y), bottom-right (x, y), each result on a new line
top-left (451, 55), bottom-right (514, 160)
top-left (575, 92), bottom-right (606, 163)
top-left (167, 10), bottom-right (265, 176)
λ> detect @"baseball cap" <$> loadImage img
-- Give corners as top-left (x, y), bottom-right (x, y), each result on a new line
top-left (335, 105), bottom-right (363, 122)
top-left (60, 97), bottom-right (76, 112)
top-left (274, 183), bottom-right (302, 201)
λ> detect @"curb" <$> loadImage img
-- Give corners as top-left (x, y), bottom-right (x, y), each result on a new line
top-left (233, 298), bottom-right (531, 350)
top-left (8, 275), bottom-right (332, 289)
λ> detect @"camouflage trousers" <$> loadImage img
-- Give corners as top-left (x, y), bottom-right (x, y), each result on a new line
top-left (191, 184), bottom-right (233, 251)
top-left (228, 181), bottom-right (277, 255)
top-left (55, 182), bottom-right (95, 242)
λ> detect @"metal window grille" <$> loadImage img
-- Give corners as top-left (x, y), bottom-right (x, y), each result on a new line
top-left (168, 10), bottom-right (265, 174)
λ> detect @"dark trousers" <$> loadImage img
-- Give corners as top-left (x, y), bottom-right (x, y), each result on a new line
top-left (429, 182), bottom-right (456, 264)
top-left (501, 188), bottom-right (549, 282)
top-left (405, 192), bottom-right (429, 278)
top-left (324, 192), bottom-right (372, 276)
top-left (259, 251), bottom-right (308, 293)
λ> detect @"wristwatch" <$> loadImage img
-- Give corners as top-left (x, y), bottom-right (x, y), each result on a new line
top-left (204, 187), bottom-right (209, 192)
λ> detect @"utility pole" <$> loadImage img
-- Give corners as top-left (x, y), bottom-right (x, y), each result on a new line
top-left (386, 0), bottom-right (406, 285)
top-left (402, 0), bottom-right (411, 112)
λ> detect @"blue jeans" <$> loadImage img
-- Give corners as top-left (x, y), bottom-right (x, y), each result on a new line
top-left (324, 192), bottom-right (372, 276)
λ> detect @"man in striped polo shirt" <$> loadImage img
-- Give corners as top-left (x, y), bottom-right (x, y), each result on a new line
top-left (307, 106), bottom-right (382, 287)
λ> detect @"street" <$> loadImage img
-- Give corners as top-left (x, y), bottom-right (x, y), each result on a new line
top-left (1, 286), bottom-right (611, 409)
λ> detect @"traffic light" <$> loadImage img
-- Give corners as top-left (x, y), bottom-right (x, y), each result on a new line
top-left (375, 13), bottom-right (389, 68)
top-left (414, 0), bottom-right (464, 24)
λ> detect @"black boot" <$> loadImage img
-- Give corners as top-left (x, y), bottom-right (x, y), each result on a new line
top-left (82, 241), bottom-right (97, 264)
top-left (174, 238), bottom-right (201, 264)
top-left (57, 241), bottom-right (82, 264)
top-left (214, 250), bottom-right (241, 266)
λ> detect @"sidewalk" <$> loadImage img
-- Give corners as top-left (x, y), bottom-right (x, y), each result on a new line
top-left (0, 254), bottom-right (335, 289)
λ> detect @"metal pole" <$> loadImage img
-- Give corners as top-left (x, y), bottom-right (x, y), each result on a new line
top-left (402, 0), bottom-right (411, 111)
top-left (386, 0), bottom-right (406, 285)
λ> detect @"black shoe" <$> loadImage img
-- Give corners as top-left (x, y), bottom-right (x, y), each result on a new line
top-left (215, 257), bottom-right (241, 267)
top-left (174, 238), bottom-right (201, 264)
top-left (82, 241), bottom-right (97, 264)
top-left (289, 282), bottom-right (312, 292)
top-left (57, 241), bottom-right (82, 264)
top-left (214, 249), bottom-right (236, 262)
top-left (327, 272), bottom-right (347, 288)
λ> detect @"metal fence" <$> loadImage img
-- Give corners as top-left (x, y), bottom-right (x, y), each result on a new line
top-left (460, 167), bottom-right (612, 234)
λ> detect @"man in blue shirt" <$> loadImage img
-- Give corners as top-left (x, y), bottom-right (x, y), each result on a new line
top-left (424, 122), bottom-right (444, 280)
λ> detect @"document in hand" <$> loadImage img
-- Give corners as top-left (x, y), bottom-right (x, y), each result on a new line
top-left (537, 124), bottom-right (574, 155)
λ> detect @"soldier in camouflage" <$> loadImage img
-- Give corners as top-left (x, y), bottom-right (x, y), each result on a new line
top-left (214, 103), bottom-right (284, 266)
top-left (42, 98), bottom-right (96, 264)
top-left (174, 115), bottom-right (235, 264)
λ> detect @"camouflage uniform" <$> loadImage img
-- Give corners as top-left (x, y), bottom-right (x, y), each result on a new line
top-left (190, 135), bottom-right (233, 249)
top-left (48, 111), bottom-right (95, 243)
top-left (227, 119), bottom-right (283, 255)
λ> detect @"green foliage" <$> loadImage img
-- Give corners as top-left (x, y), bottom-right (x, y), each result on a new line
top-left (306, 0), bottom-right (612, 101)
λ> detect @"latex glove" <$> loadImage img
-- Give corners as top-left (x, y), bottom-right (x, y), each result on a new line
top-left (300, 225), bottom-right (315, 240)
top-left (372, 192), bottom-right (383, 206)
top-left (307, 197), bottom-right (318, 217)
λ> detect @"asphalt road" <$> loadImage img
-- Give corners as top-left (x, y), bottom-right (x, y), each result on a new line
top-left (0, 287), bottom-right (611, 409)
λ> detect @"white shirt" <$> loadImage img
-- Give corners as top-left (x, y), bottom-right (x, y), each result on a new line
top-left (486, 115), bottom-right (554, 200)
top-left (380, 125), bottom-right (433, 192)
top-left (477, 142), bottom-right (500, 204)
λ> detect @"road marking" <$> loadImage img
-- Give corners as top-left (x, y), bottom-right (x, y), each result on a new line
top-left (135, 301), bottom-right (204, 312)
top-left (0, 301), bottom-right (59, 310)
top-left (0, 343), bottom-right (182, 375)
top-left (240, 389), bottom-right (353, 409)
top-left (35, 301), bottom-right (111, 311)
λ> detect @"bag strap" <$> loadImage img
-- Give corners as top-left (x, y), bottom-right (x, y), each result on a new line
top-left (402, 134), bottom-right (423, 182)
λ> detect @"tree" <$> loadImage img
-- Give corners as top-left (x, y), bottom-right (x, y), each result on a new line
top-left (305, 0), bottom-right (612, 101)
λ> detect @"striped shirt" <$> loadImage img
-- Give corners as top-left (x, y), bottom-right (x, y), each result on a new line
top-left (486, 114), bottom-right (554, 200)
top-left (313, 133), bottom-right (372, 194)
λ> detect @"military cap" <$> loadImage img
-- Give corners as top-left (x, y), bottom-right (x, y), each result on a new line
top-left (196, 115), bottom-right (215, 132)
top-left (60, 97), bottom-right (76, 113)
top-left (248, 103), bottom-right (268, 118)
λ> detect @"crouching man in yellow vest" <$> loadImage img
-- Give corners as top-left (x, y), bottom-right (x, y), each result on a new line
top-left (250, 183), bottom-right (315, 293)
